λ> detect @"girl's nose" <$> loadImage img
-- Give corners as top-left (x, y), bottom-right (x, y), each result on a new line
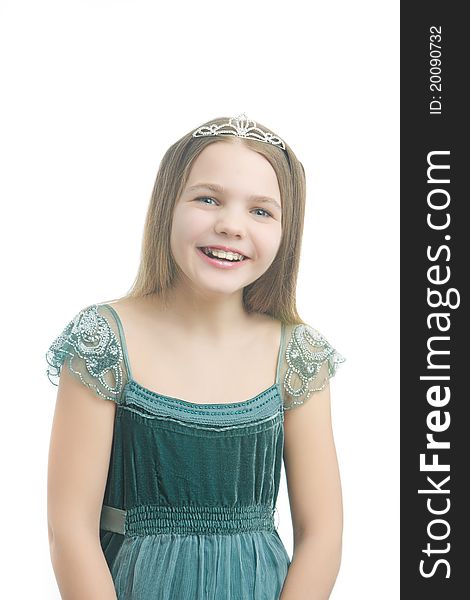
top-left (214, 209), bottom-right (246, 238)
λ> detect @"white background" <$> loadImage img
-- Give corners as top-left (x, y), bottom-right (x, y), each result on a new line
top-left (0, 0), bottom-right (399, 597)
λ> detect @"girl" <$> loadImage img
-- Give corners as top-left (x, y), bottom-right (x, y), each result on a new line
top-left (46, 113), bottom-right (346, 600)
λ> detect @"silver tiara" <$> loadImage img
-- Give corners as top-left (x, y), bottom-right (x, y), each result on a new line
top-left (192, 113), bottom-right (286, 151)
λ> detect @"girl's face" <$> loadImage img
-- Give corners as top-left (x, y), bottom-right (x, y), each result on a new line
top-left (170, 140), bottom-right (282, 299)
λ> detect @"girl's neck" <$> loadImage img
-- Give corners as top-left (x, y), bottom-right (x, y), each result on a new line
top-left (138, 289), bottom-right (258, 339)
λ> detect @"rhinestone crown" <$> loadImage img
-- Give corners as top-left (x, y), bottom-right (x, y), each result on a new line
top-left (192, 113), bottom-right (286, 151)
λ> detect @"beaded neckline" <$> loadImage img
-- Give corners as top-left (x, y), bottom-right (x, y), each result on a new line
top-left (125, 377), bottom-right (281, 410)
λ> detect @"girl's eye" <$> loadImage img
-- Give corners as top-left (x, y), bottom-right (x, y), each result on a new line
top-left (195, 197), bottom-right (273, 218)
top-left (252, 208), bottom-right (273, 218)
top-left (196, 196), bottom-right (217, 206)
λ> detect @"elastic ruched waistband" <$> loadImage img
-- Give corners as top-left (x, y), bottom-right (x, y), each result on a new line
top-left (100, 503), bottom-right (276, 536)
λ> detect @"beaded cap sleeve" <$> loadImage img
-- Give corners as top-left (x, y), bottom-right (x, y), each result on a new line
top-left (45, 303), bottom-right (128, 404)
top-left (279, 323), bottom-right (346, 410)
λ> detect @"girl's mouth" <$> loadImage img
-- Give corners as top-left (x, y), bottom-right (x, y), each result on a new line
top-left (196, 246), bottom-right (250, 269)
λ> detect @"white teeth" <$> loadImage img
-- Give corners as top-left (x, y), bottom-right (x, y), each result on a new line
top-left (202, 247), bottom-right (245, 261)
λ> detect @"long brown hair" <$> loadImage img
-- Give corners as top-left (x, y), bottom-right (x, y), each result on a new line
top-left (119, 116), bottom-right (307, 325)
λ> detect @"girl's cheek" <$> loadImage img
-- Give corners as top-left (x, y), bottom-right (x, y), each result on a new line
top-left (190, 211), bottom-right (213, 230)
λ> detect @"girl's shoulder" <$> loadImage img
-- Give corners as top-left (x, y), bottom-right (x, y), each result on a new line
top-left (45, 301), bottom-right (130, 404)
top-left (279, 321), bottom-right (346, 411)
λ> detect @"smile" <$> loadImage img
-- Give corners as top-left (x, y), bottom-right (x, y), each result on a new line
top-left (201, 247), bottom-right (247, 261)
top-left (196, 247), bottom-right (250, 269)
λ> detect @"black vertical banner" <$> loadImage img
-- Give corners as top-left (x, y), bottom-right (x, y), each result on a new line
top-left (401, 4), bottom-right (468, 598)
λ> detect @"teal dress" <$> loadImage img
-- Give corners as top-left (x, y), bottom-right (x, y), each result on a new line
top-left (45, 303), bottom-right (345, 600)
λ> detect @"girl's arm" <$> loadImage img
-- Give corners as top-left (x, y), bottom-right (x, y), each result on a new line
top-left (47, 364), bottom-right (118, 599)
top-left (280, 382), bottom-right (343, 600)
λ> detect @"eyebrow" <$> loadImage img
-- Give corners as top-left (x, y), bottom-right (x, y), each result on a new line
top-left (186, 183), bottom-right (282, 211)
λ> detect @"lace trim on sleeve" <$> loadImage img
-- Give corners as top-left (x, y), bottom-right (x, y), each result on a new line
top-left (282, 323), bottom-right (346, 411)
top-left (45, 304), bottom-right (126, 404)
